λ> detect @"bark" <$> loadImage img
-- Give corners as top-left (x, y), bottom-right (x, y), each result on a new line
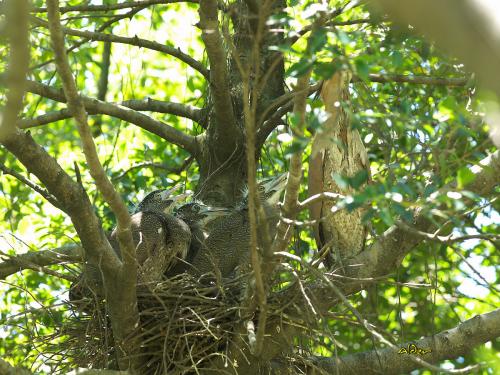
top-left (307, 308), bottom-right (500, 374)
top-left (0, 245), bottom-right (83, 280)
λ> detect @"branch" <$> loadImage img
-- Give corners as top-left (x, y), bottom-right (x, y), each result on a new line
top-left (256, 73), bottom-right (469, 143)
top-left (286, 150), bottom-right (500, 314)
top-left (33, 0), bottom-right (197, 14)
top-left (372, 0), bottom-right (500, 99)
top-left (17, 98), bottom-right (204, 129)
top-left (198, 0), bottom-right (238, 151)
top-left (0, 245), bottom-right (83, 280)
top-left (31, 17), bottom-right (209, 79)
top-left (358, 73), bottom-right (470, 86)
top-left (24, 80), bottom-right (199, 154)
top-left (0, 162), bottom-right (63, 210)
top-left (0, 0), bottom-right (30, 141)
top-left (120, 98), bottom-right (204, 122)
top-left (46, 0), bottom-right (140, 369)
top-left (308, 308), bottom-right (500, 374)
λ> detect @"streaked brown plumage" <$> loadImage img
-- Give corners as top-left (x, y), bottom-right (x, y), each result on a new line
top-left (308, 70), bottom-right (370, 268)
top-left (187, 174), bottom-right (287, 279)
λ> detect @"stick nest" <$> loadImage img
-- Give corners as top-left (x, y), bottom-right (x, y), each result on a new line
top-left (57, 273), bottom-right (248, 374)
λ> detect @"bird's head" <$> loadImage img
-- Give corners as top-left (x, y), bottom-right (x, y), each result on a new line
top-left (135, 185), bottom-right (189, 214)
top-left (240, 173), bottom-right (288, 207)
top-left (175, 201), bottom-right (230, 226)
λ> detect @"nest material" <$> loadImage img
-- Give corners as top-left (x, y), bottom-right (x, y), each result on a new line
top-left (33, 265), bottom-right (336, 374)
top-left (61, 273), bottom-right (244, 374)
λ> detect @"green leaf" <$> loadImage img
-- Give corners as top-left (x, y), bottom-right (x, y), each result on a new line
top-left (457, 167), bottom-right (476, 189)
top-left (354, 58), bottom-right (369, 81)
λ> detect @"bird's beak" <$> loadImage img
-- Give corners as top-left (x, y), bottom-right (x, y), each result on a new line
top-left (198, 205), bottom-right (231, 225)
top-left (159, 185), bottom-right (182, 200)
top-left (262, 173), bottom-right (288, 204)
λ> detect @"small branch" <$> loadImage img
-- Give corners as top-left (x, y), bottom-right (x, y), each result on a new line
top-left (32, 5), bottom-right (146, 71)
top-left (46, 1), bottom-right (140, 369)
top-left (17, 108), bottom-right (72, 128)
top-left (31, 17), bottom-right (209, 79)
top-left (0, 0), bottom-right (30, 141)
top-left (0, 244), bottom-right (83, 280)
top-left (199, 0), bottom-right (238, 150)
top-left (120, 98), bottom-right (204, 122)
top-left (396, 222), bottom-right (500, 245)
top-left (33, 0), bottom-right (198, 13)
top-left (17, 98), bottom-right (204, 130)
top-left (0, 163), bottom-right (63, 210)
top-left (24, 80), bottom-right (199, 154)
top-left (269, 71), bottom-right (312, 266)
top-left (112, 157), bottom-right (194, 181)
top-left (358, 73), bottom-right (470, 86)
top-left (308, 308), bottom-right (500, 374)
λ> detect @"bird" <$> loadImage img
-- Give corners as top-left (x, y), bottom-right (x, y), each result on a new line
top-left (134, 185), bottom-right (188, 214)
top-left (166, 201), bottom-right (230, 277)
top-left (187, 174), bottom-right (287, 280)
top-left (308, 68), bottom-right (370, 268)
top-left (69, 185), bottom-right (189, 302)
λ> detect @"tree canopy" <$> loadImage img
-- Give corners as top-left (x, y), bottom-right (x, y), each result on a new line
top-left (0, 0), bottom-right (498, 374)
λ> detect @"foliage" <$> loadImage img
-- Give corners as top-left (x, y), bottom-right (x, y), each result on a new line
top-left (0, 0), bottom-right (498, 373)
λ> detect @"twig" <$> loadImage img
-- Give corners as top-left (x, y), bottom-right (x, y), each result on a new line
top-left (0, 244), bottom-right (83, 280)
top-left (33, 0), bottom-right (198, 14)
top-left (31, 16), bottom-right (209, 79)
top-left (0, 163), bottom-right (63, 210)
top-left (112, 157), bottom-right (194, 181)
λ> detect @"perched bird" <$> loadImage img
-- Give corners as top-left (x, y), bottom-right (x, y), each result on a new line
top-left (134, 185), bottom-right (188, 214)
top-left (308, 69), bottom-right (370, 268)
top-left (187, 174), bottom-right (287, 279)
top-left (167, 201), bottom-right (230, 276)
top-left (70, 185), bottom-right (189, 302)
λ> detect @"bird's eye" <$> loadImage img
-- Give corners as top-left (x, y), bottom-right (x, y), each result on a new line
top-left (258, 185), bottom-right (265, 193)
top-left (193, 203), bottom-right (201, 212)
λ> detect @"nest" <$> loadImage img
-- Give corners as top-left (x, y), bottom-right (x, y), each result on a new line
top-left (52, 273), bottom-right (244, 374)
top-left (31, 264), bottom-right (339, 374)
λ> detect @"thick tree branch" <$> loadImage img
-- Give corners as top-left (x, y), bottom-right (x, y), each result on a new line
top-left (0, 0), bottom-right (30, 141)
top-left (46, 1), bottom-right (140, 369)
top-left (0, 245), bottom-right (83, 280)
top-left (31, 17), bottom-right (209, 79)
top-left (199, 0), bottom-right (238, 150)
top-left (23, 80), bottom-right (199, 154)
top-left (18, 99), bottom-right (204, 129)
top-left (308, 308), bottom-right (500, 374)
top-left (1, 131), bottom-right (121, 276)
